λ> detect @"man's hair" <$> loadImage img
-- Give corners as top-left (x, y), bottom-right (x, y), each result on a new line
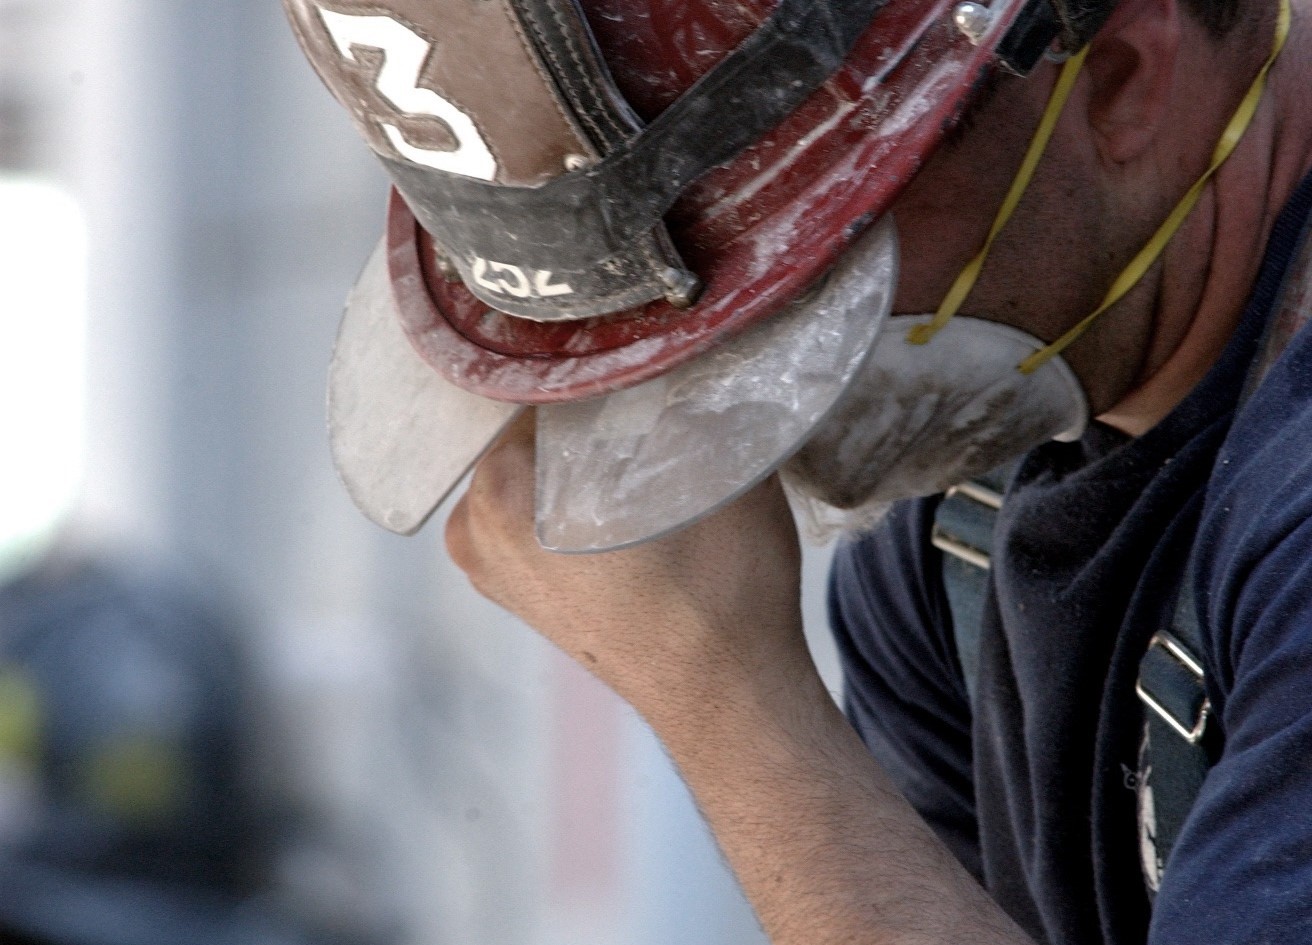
top-left (1058, 0), bottom-right (1246, 42)
top-left (1186, 0), bottom-right (1245, 37)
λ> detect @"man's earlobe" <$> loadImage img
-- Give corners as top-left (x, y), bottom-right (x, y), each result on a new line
top-left (1083, 0), bottom-right (1181, 163)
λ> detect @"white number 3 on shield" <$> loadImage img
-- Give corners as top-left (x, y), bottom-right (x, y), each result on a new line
top-left (316, 7), bottom-right (498, 181)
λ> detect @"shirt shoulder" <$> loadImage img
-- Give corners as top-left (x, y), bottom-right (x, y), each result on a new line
top-left (1149, 180), bottom-right (1312, 945)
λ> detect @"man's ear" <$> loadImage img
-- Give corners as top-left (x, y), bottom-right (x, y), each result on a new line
top-left (1082, 0), bottom-right (1182, 164)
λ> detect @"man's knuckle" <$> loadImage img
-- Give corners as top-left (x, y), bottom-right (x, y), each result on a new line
top-left (444, 505), bottom-right (477, 574)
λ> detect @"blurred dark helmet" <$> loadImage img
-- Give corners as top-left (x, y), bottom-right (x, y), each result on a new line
top-left (0, 558), bottom-right (306, 945)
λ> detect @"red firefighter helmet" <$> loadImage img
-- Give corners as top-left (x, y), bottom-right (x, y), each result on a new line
top-left (284, 0), bottom-right (1077, 549)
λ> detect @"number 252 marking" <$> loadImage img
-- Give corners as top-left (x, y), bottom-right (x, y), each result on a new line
top-left (472, 257), bottom-right (574, 299)
top-left (317, 7), bottom-right (498, 181)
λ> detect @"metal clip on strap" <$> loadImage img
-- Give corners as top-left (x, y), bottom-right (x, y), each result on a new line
top-left (1136, 631), bottom-right (1212, 744)
top-left (1133, 580), bottom-right (1216, 888)
top-left (932, 480), bottom-right (1003, 570)
top-left (933, 471), bottom-right (1009, 703)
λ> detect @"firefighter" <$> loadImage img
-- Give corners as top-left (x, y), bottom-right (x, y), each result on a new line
top-left (288, 0), bottom-right (1312, 940)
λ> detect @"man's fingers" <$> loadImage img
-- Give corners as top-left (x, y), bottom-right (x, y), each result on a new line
top-left (467, 407), bottom-right (536, 522)
top-left (448, 407), bottom-right (538, 583)
top-left (444, 493), bottom-right (476, 573)
top-left (499, 407), bottom-right (536, 448)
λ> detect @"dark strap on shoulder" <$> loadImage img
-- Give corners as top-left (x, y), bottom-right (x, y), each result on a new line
top-left (934, 462), bottom-right (1221, 892)
top-left (932, 464), bottom-right (1013, 703)
top-left (1134, 580), bottom-right (1221, 888)
top-left (934, 461), bottom-right (1227, 899)
top-left (1132, 179), bottom-right (1312, 886)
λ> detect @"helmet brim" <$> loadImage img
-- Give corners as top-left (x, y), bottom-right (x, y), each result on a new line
top-left (335, 218), bottom-right (897, 551)
top-left (329, 239), bottom-right (523, 536)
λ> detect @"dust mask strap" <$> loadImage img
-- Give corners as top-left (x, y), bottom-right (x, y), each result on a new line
top-left (907, 0), bottom-right (1290, 372)
top-left (904, 43), bottom-right (1089, 349)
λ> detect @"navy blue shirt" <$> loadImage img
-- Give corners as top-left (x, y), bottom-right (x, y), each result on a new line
top-left (829, 168), bottom-right (1312, 945)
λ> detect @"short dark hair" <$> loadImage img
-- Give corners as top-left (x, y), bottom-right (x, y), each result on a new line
top-left (1056, 0), bottom-right (1246, 42)
top-left (1184, 0), bottom-right (1245, 37)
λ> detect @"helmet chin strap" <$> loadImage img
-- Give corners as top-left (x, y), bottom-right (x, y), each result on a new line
top-left (907, 0), bottom-right (1291, 374)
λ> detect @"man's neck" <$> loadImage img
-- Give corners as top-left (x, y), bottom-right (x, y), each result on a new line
top-left (1099, 3), bottom-right (1312, 437)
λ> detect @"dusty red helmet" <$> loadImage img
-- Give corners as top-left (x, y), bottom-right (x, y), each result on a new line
top-left (285, 0), bottom-right (1073, 548)
top-left (286, 0), bottom-right (1069, 400)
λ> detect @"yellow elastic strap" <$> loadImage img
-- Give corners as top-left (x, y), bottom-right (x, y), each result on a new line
top-left (906, 46), bottom-right (1092, 346)
top-left (1018, 0), bottom-right (1291, 373)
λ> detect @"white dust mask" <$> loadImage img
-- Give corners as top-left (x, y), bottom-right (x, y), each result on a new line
top-left (783, 313), bottom-right (1088, 533)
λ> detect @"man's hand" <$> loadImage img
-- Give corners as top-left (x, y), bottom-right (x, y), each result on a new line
top-left (445, 411), bottom-right (811, 716)
top-left (446, 413), bottom-right (1031, 945)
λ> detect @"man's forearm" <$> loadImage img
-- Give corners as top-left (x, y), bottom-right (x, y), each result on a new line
top-left (445, 442), bottom-right (1030, 944)
top-left (644, 642), bottom-right (1032, 945)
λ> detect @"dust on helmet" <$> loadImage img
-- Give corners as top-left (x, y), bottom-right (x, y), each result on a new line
top-left (284, 0), bottom-right (1106, 549)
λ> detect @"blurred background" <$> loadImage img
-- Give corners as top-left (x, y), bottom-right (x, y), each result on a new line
top-left (0, 1), bottom-right (843, 942)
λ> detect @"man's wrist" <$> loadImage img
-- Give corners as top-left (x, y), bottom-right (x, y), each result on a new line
top-left (635, 623), bottom-right (841, 784)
